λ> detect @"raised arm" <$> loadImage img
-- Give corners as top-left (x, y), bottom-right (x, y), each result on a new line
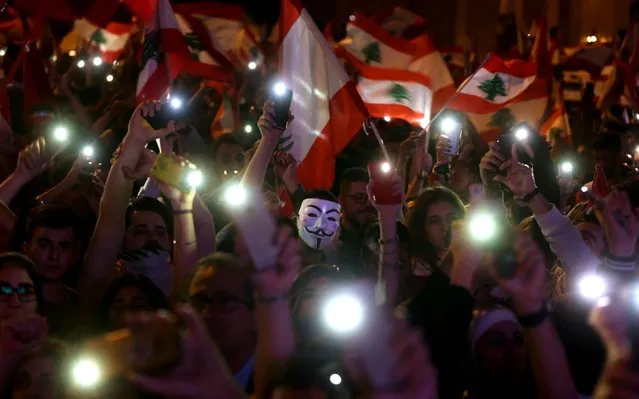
top-left (81, 103), bottom-right (173, 308)
top-left (0, 138), bottom-right (52, 205)
top-left (241, 100), bottom-right (286, 189)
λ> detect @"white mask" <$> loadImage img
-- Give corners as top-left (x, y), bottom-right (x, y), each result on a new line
top-left (297, 198), bottom-right (341, 250)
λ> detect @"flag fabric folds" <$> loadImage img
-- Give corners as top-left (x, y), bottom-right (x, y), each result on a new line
top-left (446, 54), bottom-right (548, 141)
top-left (356, 65), bottom-right (432, 125)
top-left (279, 0), bottom-right (368, 189)
top-left (66, 19), bottom-right (134, 62)
top-left (409, 34), bottom-right (455, 114)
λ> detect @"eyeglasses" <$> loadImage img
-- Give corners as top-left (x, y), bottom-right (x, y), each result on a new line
top-left (0, 283), bottom-right (36, 303)
top-left (189, 292), bottom-right (251, 313)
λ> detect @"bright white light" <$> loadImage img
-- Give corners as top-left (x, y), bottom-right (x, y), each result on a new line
top-left (69, 50), bottom-right (77, 57)
top-left (514, 127), bottom-right (529, 141)
top-left (244, 124), bottom-right (253, 133)
top-left (440, 117), bottom-right (457, 135)
top-left (53, 126), bottom-right (69, 142)
top-left (560, 161), bottom-right (573, 174)
top-left (380, 161), bottom-right (391, 173)
top-left (224, 183), bottom-right (247, 207)
top-left (169, 97), bottom-right (183, 109)
top-left (349, 15), bottom-right (356, 21)
top-left (627, 153), bottom-right (633, 159)
top-left (92, 56), bottom-right (103, 66)
top-left (635, 145), bottom-right (639, 153)
top-left (81, 145), bottom-right (94, 158)
top-left (383, 115), bottom-right (391, 122)
top-left (113, 60), bottom-right (119, 66)
top-left (186, 169), bottom-right (203, 188)
top-left (581, 185), bottom-right (588, 193)
top-left (248, 61), bottom-right (257, 70)
top-left (635, 113), bottom-right (639, 120)
top-left (71, 358), bottom-right (101, 388)
top-left (77, 60), bottom-right (86, 68)
top-left (419, 118), bottom-right (429, 128)
top-left (578, 274), bottom-right (607, 300)
top-left (105, 74), bottom-right (114, 83)
top-left (273, 82), bottom-right (287, 97)
top-left (323, 293), bottom-right (364, 334)
top-left (233, 170), bottom-right (238, 174)
top-left (468, 212), bottom-right (497, 243)
top-left (0, 49), bottom-right (6, 57)
top-left (329, 373), bottom-right (342, 385)
top-left (51, 55), bottom-right (57, 63)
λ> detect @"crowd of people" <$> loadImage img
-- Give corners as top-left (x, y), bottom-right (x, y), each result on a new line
top-left (0, 5), bottom-right (639, 399)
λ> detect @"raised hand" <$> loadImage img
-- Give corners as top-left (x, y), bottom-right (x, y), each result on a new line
top-left (479, 141), bottom-right (505, 188)
top-left (493, 145), bottom-right (537, 200)
top-left (0, 314), bottom-right (48, 356)
top-left (152, 155), bottom-right (197, 211)
top-left (128, 307), bottom-right (242, 398)
top-left (490, 229), bottom-right (546, 315)
top-left (273, 150), bottom-right (298, 191)
top-left (449, 220), bottom-right (483, 290)
top-left (14, 137), bottom-right (52, 180)
top-left (127, 102), bottom-right (176, 145)
top-left (252, 224), bottom-right (301, 298)
top-left (258, 100), bottom-right (293, 143)
top-left (366, 174), bottom-right (404, 218)
top-left (435, 134), bottom-right (453, 167)
top-left (594, 190), bottom-right (639, 258)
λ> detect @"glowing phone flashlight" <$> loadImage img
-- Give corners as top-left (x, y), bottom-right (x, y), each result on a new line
top-left (81, 145), bottom-right (95, 158)
top-left (514, 127), bottom-right (529, 141)
top-left (273, 82), bottom-right (288, 97)
top-left (70, 357), bottom-right (102, 389)
top-left (53, 126), bottom-right (70, 142)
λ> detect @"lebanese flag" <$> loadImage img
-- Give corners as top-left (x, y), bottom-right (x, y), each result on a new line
top-left (563, 44), bottom-right (614, 79)
top-left (174, 3), bottom-right (262, 69)
top-left (356, 65), bottom-right (432, 125)
top-left (340, 12), bottom-right (415, 69)
top-left (372, 7), bottom-right (425, 39)
top-left (210, 88), bottom-right (238, 139)
top-left (280, 0), bottom-right (368, 189)
top-left (539, 104), bottom-right (571, 144)
top-left (175, 13), bottom-right (235, 74)
top-left (136, 0), bottom-right (193, 102)
top-left (446, 55), bottom-right (548, 142)
top-left (69, 19), bottom-right (133, 62)
top-left (409, 34), bottom-right (455, 114)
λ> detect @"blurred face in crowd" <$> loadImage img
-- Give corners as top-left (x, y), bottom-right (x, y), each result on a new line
top-left (10, 353), bottom-right (59, 399)
top-left (23, 227), bottom-right (77, 281)
top-left (124, 210), bottom-right (170, 252)
top-left (189, 265), bottom-right (255, 357)
top-left (577, 222), bottom-right (606, 258)
top-left (0, 265), bottom-right (37, 321)
top-left (474, 321), bottom-right (527, 385)
top-left (424, 201), bottom-right (460, 254)
top-left (107, 285), bottom-right (154, 329)
top-left (297, 199), bottom-right (341, 251)
top-left (450, 162), bottom-right (471, 194)
top-left (214, 143), bottom-right (245, 181)
top-left (339, 181), bottom-right (375, 228)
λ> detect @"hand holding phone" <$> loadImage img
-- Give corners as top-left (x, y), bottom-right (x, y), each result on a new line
top-left (144, 99), bottom-right (187, 130)
top-left (150, 154), bottom-right (202, 193)
top-left (271, 82), bottom-right (293, 130)
top-left (367, 160), bottom-right (403, 205)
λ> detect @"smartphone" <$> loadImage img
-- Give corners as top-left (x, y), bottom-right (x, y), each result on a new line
top-left (144, 102), bottom-right (187, 130)
top-left (76, 313), bottom-right (181, 384)
top-left (442, 125), bottom-right (462, 156)
top-left (150, 154), bottom-right (198, 193)
top-left (226, 187), bottom-right (279, 270)
top-left (496, 128), bottom-right (535, 165)
top-left (367, 160), bottom-right (402, 205)
top-left (273, 88), bottom-right (293, 130)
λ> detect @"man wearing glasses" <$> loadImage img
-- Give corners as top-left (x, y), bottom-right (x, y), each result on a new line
top-left (186, 252), bottom-right (255, 393)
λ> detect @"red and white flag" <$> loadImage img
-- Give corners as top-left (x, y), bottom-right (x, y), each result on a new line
top-left (356, 65), bottom-right (432, 125)
top-left (174, 3), bottom-right (262, 69)
top-left (64, 19), bottom-right (134, 62)
top-left (409, 34), bottom-right (455, 114)
top-left (447, 54), bottom-right (548, 142)
top-left (539, 104), bottom-right (571, 144)
top-left (136, 0), bottom-right (231, 103)
top-left (340, 12), bottom-right (415, 69)
top-left (279, 0), bottom-right (368, 189)
top-left (372, 7), bottom-right (425, 39)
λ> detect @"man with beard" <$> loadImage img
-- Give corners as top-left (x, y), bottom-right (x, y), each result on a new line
top-left (296, 191), bottom-right (342, 266)
top-left (336, 168), bottom-right (377, 273)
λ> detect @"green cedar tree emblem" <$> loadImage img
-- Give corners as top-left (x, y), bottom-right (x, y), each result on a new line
top-left (387, 83), bottom-right (411, 104)
top-left (478, 74), bottom-right (508, 101)
top-left (184, 32), bottom-right (203, 60)
top-left (488, 108), bottom-right (515, 130)
top-left (361, 42), bottom-right (381, 64)
top-left (93, 29), bottom-right (107, 45)
top-left (142, 30), bottom-right (162, 65)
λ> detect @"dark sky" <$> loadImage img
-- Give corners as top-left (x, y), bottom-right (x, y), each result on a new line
top-left (173, 0), bottom-right (281, 25)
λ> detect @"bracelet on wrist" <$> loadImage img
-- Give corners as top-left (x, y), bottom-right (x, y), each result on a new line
top-left (516, 302), bottom-right (548, 328)
top-left (518, 187), bottom-right (540, 203)
top-left (173, 240), bottom-right (196, 246)
top-left (379, 238), bottom-right (398, 245)
top-left (173, 209), bottom-right (193, 215)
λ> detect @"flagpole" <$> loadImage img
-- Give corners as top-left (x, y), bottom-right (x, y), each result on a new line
top-left (363, 119), bottom-right (392, 163)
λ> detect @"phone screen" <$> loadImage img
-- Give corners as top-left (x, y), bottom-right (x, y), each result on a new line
top-left (367, 161), bottom-right (401, 205)
top-left (273, 89), bottom-right (293, 129)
